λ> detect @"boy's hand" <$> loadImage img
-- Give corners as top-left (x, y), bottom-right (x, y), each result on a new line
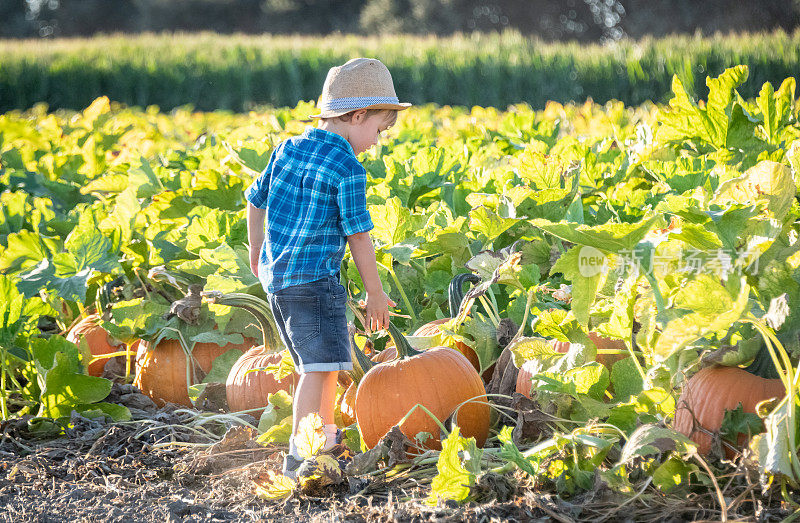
top-left (361, 292), bottom-right (396, 332)
top-left (249, 250), bottom-right (259, 277)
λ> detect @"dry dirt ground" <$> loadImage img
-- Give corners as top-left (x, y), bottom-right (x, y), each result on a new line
top-left (0, 384), bottom-right (788, 522)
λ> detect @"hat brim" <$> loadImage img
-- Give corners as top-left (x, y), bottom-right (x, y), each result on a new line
top-left (310, 102), bottom-right (412, 119)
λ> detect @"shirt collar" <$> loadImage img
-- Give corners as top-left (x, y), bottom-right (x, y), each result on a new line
top-left (303, 126), bottom-right (355, 156)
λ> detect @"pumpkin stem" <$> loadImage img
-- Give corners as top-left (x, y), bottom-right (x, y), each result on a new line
top-left (448, 273), bottom-right (481, 317)
top-left (386, 321), bottom-right (423, 359)
top-left (201, 292), bottom-right (283, 350)
top-left (349, 323), bottom-right (374, 381)
top-left (743, 343), bottom-right (781, 379)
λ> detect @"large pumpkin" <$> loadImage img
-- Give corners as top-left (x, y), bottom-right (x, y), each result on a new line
top-left (67, 313), bottom-right (132, 377)
top-left (354, 323), bottom-right (489, 450)
top-left (673, 347), bottom-right (785, 457)
top-left (551, 331), bottom-right (627, 368)
top-left (134, 336), bottom-right (255, 407)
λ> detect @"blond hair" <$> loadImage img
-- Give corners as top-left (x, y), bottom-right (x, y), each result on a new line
top-left (324, 108), bottom-right (398, 127)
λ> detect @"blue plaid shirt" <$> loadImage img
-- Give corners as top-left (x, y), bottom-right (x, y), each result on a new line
top-left (245, 127), bottom-right (374, 293)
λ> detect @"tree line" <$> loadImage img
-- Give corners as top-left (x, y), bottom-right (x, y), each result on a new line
top-left (2, 0), bottom-right (798, 41)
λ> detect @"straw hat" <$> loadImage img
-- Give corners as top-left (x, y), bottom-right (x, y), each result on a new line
top-left (311, 58), bottom-right (411, 119)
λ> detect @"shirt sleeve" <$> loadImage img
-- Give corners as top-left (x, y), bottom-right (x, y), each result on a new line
top-left (336, 163), bottom-right (374, 236)
top-left (244, 145), bottom-right (279, 209)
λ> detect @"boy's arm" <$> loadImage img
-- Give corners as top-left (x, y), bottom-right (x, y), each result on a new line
top-left (347, 231), bottom-right (395, 331)
top-left (247, 203), bottom-right (266, 277)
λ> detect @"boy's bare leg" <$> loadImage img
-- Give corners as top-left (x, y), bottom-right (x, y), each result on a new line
top-left (292, 370), bottom-right (339, 444)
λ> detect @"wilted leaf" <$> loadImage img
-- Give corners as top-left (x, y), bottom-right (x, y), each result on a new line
top-left (617, 424), bottom-right (697, 465)
top-left (253, 470), bottom-right (296, 500)
top-left (295, 413), bottom-right (325, 459)
top-left (427, 427), bottom-right (481, 506)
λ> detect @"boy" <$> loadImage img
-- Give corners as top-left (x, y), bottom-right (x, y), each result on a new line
top-left (245, 58), bottom-right (410, 479)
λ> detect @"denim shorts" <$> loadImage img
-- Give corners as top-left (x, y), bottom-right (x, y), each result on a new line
top-left (268, 275), bottom-right (352, 373)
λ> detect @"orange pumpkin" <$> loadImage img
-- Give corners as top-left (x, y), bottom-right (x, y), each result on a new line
top-left (413, 318), bottom-right (481, 372)
top-left (67, 313), bottom-right (131, 377)
top-left (339, 327), bottom-right (381, 427)
top-left (515, 332), bottom-right (628, 398)
top-left (134, 336), bottom-right (256, 407)
top-left (515, 359), bottom-right (538, 398)
top-left (551, 331), bottom-right (627, 368)
top-left (226, 349), bottom-right (297, 416)
top-left (340, 382), bottom-right (358, 427)
top-left (410, 273), bottom-right (483, 372)
top-left (201, 292), bottom-right (299, 416)
top-left (673, 348), bottom-right (785, 457)
top-left (354, 323), bottom-right (489, 450)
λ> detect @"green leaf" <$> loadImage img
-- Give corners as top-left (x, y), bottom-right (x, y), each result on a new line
top-left (711, 160), bottom-right (795, 223)
top-left (753, 397), bottom-right (796, 481)
top-left (657, 66), bottom-right (749, 149)
top-left (224, 142), bottom-right (272, 174)
top-left (757, 77), bottom-right (796, 145)
top-left (610, 357), bottom-right (643, 401)
top-left (76, 402), bottom-right (131, 421)
top-left (720, 403), bottom-right (764, 444)
top-left (531, 216), bottom-right (659, 254)
top-left (103, 298), bottom-right (171, 341)
top-left (257, 390), bottom-right (294, 432)
top-left (606, 403), bottom-right (639, 434)
top-left (652, 456), bottom-right (697, 493)
top-left (191, 331), bottom-right (245, 348)
top-left (459, 313), bottom-right (499, 372)
top-left (369, 197), bottom-right (418, 247)
top-left (80, 174), bottom-right (129, 194)
top-left (506, 336), bottom-right (559, 368)
top-left (655, 277), bottom-right (750, 360)
top-left (257, 415), bottom-right (293, 445)
top-left (200, 349), bottom-right (244, 384)
top-left (566, 363), bottom-right (609, 400)
top-left (427, 427), bottom-right (480, 506)
top-left (66, 230), bottom-right (120, 274)
top-left (497, 425), bottom-right (539, 477)
top-left (0, 230), bottom-right (48, 272)
top-left (36, 348), bottom-right (114, 419)
top-left (17, 258), bottom-right (88, 303)
top-left (551, 245), bottom-right (609, 327)
top-left (468, 206), bottom-right (519, 244)
top-left (406, 147), bottom-right (460, 208)
top-left (538, 363), bottom-right (609, 401)
top-left (617, 424), bottom-right (697, 465)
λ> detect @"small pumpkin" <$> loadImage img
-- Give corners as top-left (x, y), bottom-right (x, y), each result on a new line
top-left (550, 331), bottom-right (627, 368)
top-left (134, 336), bottom-right (255, 407)
top-left (515, 359), bottom-right (538, 398)
top-left (340, 382), bottom-right (358, 427)
top-left (412, 273), bottom-right (482, 372)
top-left (203, 292), bottom-right (299, 416)
top-left (66, 313), bottom-right (132, 377)
top-left (340, 325), bottom-right (378, 427)
top-left (226, 349), bottom-right (297, 416)
top-left (354, 322), bottom-right (489, 450)
top-left (673, 346), bottom-right (785, 457)
top-left (413, 318), bottom-right (481, 372)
